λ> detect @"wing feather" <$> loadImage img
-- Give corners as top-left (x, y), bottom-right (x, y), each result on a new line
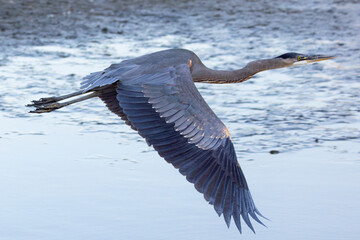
top-left (82, 59), bottom-right (264, 233)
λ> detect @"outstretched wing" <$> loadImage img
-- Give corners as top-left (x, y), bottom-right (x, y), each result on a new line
top-left (82, 63), bottom-right (264, 233)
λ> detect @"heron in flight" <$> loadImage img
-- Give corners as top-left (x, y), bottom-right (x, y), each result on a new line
top-left (28, 49), bottom-right (334, 233)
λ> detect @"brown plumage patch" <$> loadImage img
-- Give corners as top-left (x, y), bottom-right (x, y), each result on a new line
top-left (223, 126), bottom-right (232, 139)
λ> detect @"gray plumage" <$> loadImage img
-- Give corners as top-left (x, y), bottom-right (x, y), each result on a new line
top-left (27, 48), bottom-right (334, 233)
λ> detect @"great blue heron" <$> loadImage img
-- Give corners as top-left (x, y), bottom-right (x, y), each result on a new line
top-left (27, 49), bottom-right (334, 233)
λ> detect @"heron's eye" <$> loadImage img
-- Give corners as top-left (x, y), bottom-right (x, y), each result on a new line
top-left (297, 56), bottom-right (307, 61)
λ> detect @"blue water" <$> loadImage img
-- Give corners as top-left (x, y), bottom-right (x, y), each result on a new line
top-left (1, 0), bottom-right (360, 239)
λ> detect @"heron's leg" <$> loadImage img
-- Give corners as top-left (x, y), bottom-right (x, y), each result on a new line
top-left (28, 90), bottom-right (84, 106)
top-left (28, 91), bottom-right (99, 113)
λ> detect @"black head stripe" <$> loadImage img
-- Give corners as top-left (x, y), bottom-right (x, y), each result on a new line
top-left (275, 52), bottom-right (300, 59)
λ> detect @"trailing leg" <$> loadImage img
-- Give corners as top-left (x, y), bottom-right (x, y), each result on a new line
top-left (27, 90), bottom-right (84, 106)
top-left (27, 91), bottom-right (99, 113)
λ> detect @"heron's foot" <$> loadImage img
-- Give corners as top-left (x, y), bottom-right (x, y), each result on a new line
top-left (28, 102), bottom-right (64, 113)
top-left (27, 97), bottom-right (59, 107)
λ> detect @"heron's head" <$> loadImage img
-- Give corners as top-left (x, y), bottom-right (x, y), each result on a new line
top-left (275, 52), bottom-right (335, 67)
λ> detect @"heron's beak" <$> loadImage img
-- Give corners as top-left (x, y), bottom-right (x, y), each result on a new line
top-left (305, 54), bottom-right (336, 63)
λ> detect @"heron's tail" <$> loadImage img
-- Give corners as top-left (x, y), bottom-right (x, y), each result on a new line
top-left (27, 90), bottom-right (98, 113)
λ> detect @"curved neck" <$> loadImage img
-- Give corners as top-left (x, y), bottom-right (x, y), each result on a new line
top-left (192, 58), bottom-right (290, 84)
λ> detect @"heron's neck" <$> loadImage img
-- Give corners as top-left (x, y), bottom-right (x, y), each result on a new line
top-left (192, 58), bottom-right (287, 84)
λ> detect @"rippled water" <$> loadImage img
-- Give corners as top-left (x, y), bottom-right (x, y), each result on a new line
top-left (1, 0), bottom-right (360, 239)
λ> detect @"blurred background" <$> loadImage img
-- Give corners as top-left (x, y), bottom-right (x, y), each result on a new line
top-left (0, 0), bottom-right (359, 239)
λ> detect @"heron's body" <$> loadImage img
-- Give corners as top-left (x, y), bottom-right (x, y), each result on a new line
top-left (28, 48), bottom-right (333, 233)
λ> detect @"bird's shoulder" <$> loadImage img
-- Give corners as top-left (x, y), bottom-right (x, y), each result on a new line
top-left (119, 48), bottom-right (200, 69)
